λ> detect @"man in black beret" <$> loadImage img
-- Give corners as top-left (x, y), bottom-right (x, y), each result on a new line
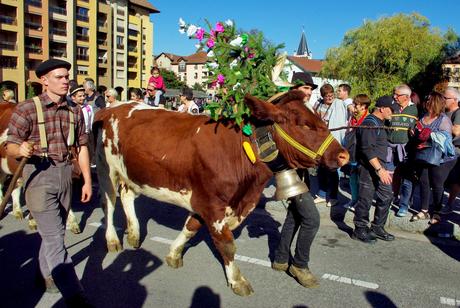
top-left (353, 95), bottom-right (396, 244)
top-left (6, 58), bottom-right (93, 306)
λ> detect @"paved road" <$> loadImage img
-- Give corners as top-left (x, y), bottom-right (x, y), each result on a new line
top-left (1, 192), bottom-right (459, 308)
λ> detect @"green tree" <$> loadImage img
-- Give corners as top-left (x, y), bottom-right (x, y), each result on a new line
top-left (26, 83), bottom-right (36, 99)
top-left (192, 82), bottom-right (205, 92)
top-left (159, 68), bottom-right (186, 89)
top-left (321, 13), bottom-right (455, 101)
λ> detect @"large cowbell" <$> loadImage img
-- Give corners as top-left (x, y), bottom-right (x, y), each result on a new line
top-left (274, 169), bottom-right (309, 201)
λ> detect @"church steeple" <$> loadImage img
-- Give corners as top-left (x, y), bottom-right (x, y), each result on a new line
top-left (295, 28), bottom-right (312, 59)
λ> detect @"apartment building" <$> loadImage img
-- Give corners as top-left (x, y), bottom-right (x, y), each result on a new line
top-left (0, 0), bottom-right (159, 101)
top-left (155, 51), bottom-right (211, 89)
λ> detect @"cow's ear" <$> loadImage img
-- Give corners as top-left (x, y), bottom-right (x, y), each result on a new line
top-left (245, 94), bottom-right (286, 123)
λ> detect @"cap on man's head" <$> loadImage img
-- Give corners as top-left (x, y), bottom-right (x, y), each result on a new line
top-left (290, 72), bottom-right (318, 90)
top-left (69, 84), bottom-right (84, 96)
top-left (375, 95), bottom-right (398, 112)
top-left (36, 59), bottom-right (71, 78)
top-left (179, 87), bottom-right (193, 100)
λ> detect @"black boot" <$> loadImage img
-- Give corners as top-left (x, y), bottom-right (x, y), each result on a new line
top-left (352, 227), bottom-right (377, 244)
top-left (370, 226), bottom-right (395, 241)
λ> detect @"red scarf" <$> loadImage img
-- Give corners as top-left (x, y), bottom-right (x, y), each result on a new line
top-left (350, 110), bottom-right (368, 126)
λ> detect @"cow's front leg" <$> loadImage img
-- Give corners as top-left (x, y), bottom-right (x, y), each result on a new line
top-left (120, 186), bottom-right (140, 248)
top-left (104, 188), bottom-right (121, 252)
top-left (208, 220), bottom-right (253, 296)
top-left (166, 214), bottom-right (202, 268)
top-left (66, 209), bottom-right (81, 234)
top-left (11, 184), bottom-right (24, 220)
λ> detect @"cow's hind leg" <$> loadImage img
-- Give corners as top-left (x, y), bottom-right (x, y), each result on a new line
top-left (66, 209), bottom-right (81, 234)
top-left (207, 219), bottom-right (253, 296)
top-left (11, 182), bottom-right (24, 220)
top-left (99, 171), bottom-right (122, 252)
top-left (119, 185), bottom-right (140, 248)
top-left (166, 214), bottom-right (203, 268)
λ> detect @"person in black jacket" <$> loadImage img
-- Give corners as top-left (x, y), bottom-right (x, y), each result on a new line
top-left (353, 96), bottom-right (397, 244)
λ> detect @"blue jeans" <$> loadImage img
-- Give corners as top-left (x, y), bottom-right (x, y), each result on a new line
top-left (397, 178), bottom-right (413, 211)
top-left (317, 166), bottom-right (338, 199)
top-left (349, 164), bottom-right (359, 202)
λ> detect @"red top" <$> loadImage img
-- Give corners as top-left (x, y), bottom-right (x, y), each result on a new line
top-left (148, 75), bottom-right (165, 91)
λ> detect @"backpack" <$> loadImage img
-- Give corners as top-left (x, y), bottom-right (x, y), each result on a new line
top-left (343, 116), bottom-right (380, 164)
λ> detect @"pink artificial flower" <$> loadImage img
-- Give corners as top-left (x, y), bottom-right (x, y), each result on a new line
top-left (248, 53), bottom-right (255, 59)
top-left (217, 74), bottom-right (225, 85)
top-left (215, 22), bottom-right (225, 33)
top-left (206, 39), bottom-right (215, 48)
top-left (196, 28), bottom-right (205, 41)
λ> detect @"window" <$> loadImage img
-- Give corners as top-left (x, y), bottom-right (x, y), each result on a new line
top-left (116, 36), bottom-right (124, 49)
top-left (76, 26), bottom-right (89, 41)
top-left (77, 65), bottom-right (88, 75)
top-left (179, 61), bottom-right (186, 72)
top-left (116, 70), bottom-right (124, 78)
top-left (116, 53), bottom-right (124, 66)
top-left (77, 7), bottom-right (89, 22)
top-left (77, 47), bottom-right (89, 60)
top-left (116, 19), bottom-right (124, 33)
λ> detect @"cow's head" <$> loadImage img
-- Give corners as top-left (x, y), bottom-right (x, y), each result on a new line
top-left (245, 91), bottom-right (349, 169)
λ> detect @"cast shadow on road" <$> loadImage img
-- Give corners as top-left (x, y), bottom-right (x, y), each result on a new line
top-left (63, 226), bottom-right (163, 308)
top-left (423, 212), bottom-right (460, 262)
top-left (0, 230), bottom-right (44, 308)
top-left (364, 290), bottom-right (397, 308)
top-left (189, 286), bottom-right (221, 308)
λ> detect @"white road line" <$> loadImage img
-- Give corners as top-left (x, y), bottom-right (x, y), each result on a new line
top-left (322, 273), bottom-right (379, 289)
top-left (440, 297), bottom-right (460, 306)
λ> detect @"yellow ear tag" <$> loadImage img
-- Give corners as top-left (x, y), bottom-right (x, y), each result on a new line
top-left (243, 141), bottom-right (256, 164)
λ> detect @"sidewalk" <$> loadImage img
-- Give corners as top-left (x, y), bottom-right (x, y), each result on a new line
top-left (261, 176), bottom-right (460, 241)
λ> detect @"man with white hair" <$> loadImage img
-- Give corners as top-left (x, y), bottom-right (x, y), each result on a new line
top-left (444, 87), bottom-right (460, 214)
top-left (83, 79), bottom-right (105, 112)
top-left (104, 88), bottom-right (118, 107)
top-left (390, 84), bottom-right (419, 217)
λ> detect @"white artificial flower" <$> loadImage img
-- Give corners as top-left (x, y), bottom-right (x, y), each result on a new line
top-left (207, 62), bottom-right (219, 69)
top-left (207, 50), bottom-right (215, 57)
top-left (179, 28), bottom-right (185, 34)
top-left (178, 18), bottom-right (186, 28)
top-left (187, 25), bottom-right (198, 37)
top-left (229, 36), bottom-right (243, 47)
top-left (225, 19), bottom-right (233, 27)
top-left (195, 43), bottom-right (201, 49)
top-left (229, 59), bottom-right (238, 68)
top-left (232, 82), bottom-right (241, 90)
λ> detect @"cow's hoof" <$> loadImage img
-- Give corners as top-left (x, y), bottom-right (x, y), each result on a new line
top-left (127, 234), bottom-right (140, 248)
top-left (165, 255), bottom-right (183, 268)
top-left (107, 241), bottom-right (123, 252)
top-left (28, 219), bottom-right (38, 231)
top-left (13, 210), bottom-right (24, 220)
top-left (68, 223), bottom-right (81, 234)
top-left (231, 280), bottom-right (254, 297)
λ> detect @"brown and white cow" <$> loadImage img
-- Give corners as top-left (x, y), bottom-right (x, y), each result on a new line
top-left (93, 91), bottom-right (349, 296)
top-left (0, 102), bottom-right (80, 233)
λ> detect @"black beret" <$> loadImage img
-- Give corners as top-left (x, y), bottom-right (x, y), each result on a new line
top-left (36, 59), bottom-right (71, 78)
top-left (69, 84), bottom-right (84, 96)
top-left (291, 72), bottom-right (318, 90)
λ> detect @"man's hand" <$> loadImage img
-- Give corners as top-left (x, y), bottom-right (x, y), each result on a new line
top-left (81, 182), bottom-right (92, 203)
top-left (19, 142), bottom-right (34, 158)
top-left (378, 169), bottom-right (393, 185)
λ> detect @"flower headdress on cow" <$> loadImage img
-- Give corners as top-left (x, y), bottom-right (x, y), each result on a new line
top-left (179, 18), bottom-right (289, 132)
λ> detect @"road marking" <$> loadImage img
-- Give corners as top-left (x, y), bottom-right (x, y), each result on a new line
top-left (322, 273), bottom-right (379, 289)
top-left (88, 222), bottom-right (122, 231)
top-left (440, 297), bottom-right (460, 306)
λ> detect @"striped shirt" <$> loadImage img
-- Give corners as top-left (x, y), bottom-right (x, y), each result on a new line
top-left (7, 92), bottom-right (88, 162)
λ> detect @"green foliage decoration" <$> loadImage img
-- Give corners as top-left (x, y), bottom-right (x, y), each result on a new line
top-left (179, 18), bottom-right (284, 126)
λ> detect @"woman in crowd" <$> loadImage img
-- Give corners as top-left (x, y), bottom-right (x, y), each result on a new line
top-left (410, 92), bottom-right (456, 224)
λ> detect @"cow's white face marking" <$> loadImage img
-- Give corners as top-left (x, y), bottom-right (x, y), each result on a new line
top-left (212, 207), bottom-right (241, 233)
top-left (127, 103), bottom-right (157, 118)
top-left (196, 127), bottom-right (200, 134)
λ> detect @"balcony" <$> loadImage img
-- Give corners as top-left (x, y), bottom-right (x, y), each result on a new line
top-left (77, 34), bottom-right (89, 42)
top-left (76, 14), bottom-right (89, 22)
top-left (50, 28), bottom-right (67, 36)
top-left (97, 39), bottom-right (107, 46)
top-left (25, 20), bottom-right (42, 30)
top-left (128, 29), bottom-right (138, 37)
top-left (25, 44), bottom-right (43, 54)
top-left (26, 0), bottom-right (42, 8)
top-left (77, 54), bottom-right (89, 61)
top-left (128, 46), bottom-right (137, 53)
top-left (0, 41), bottom-right (17, 51)
top-left (116, 44), bottom-right (124, 49)
top-left (0, 56), bottom-right (17, 69)
top-left (97, 20), bottom-right (107, 28)
top-left (128, 62), bottom-right (137, 68)
top-left (50, 5), bottom-right (66, 15)
top-left (0, 15), bottom-right (17, 26)
top-left (50, 49), bottom-right (66, 57)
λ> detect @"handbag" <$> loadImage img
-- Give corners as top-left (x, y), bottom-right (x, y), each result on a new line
top-left (415, 140), bottom-right (443, 166)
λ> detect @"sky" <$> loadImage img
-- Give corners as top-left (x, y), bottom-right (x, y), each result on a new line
top-left (148, 0), bottom-right (460, 59)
